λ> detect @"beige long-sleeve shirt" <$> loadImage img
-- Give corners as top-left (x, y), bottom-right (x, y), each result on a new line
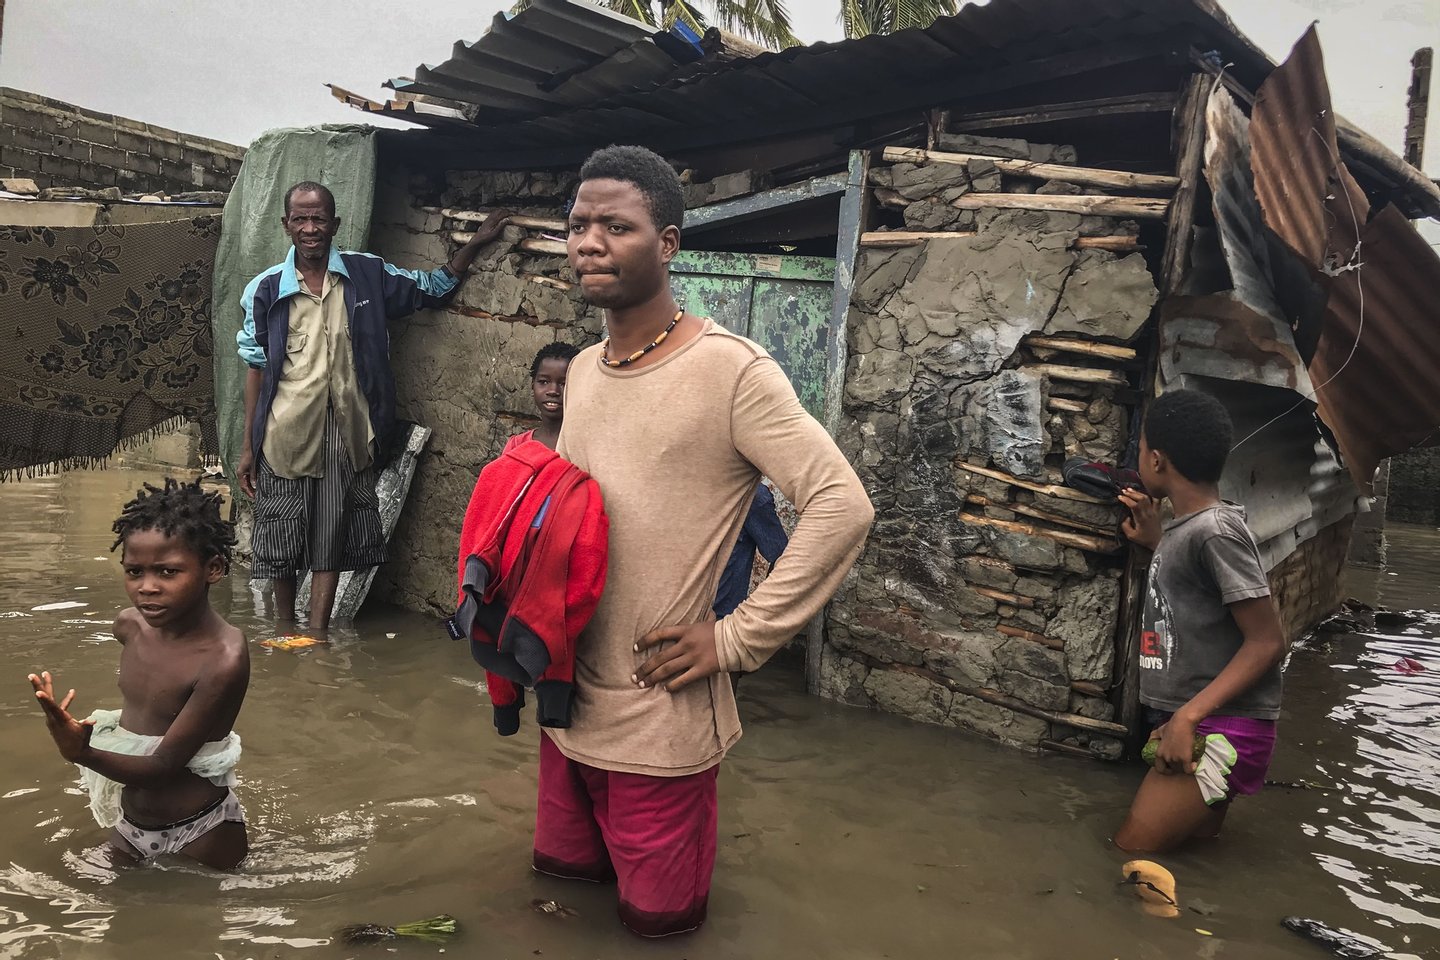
top-left (549, 319), bottom-right (874, 776)
top-left (262, 270), bottom-right (374, 479)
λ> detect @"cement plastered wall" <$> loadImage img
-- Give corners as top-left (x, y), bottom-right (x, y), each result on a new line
top-left (365, 162), bottom-right (601, 614)
top-left (822, 150), bottom-right (1158, 757)
top-left (0, 88), bottom-right (244, 195)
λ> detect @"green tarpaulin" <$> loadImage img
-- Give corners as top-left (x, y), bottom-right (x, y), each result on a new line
top-left (211, 124), bottom-right (377, 479)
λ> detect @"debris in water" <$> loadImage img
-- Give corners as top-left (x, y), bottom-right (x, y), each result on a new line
top-left (1393, 657), bottom-right (1425, 674)
top-left (260, 635), bottom-right (326, 651)
top-left (338, 914), bottom-right (457, 945)
top-left (1120, 860), bottom-right (1178, 918)
top-left (1281, 917), bottom-right (1385, 958)
top-left (30, 601), bottom-right (87, 612)
top-left (530, 899), bottom-right (578, 918)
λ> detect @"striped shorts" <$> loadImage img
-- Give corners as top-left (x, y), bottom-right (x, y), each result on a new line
top-left (250, 412), bottom-right (385, 580)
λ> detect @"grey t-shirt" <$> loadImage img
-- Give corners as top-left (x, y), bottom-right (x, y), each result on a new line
top-left (1138, 501), bottom-right (1281, 720)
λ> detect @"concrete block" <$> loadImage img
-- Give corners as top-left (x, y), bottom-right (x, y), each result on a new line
top-left (936, 132), bottom-right (1031, 159)
top-left (0, 178), bottom-right (40, 194)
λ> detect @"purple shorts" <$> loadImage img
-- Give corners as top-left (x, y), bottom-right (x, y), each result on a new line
top-left (1149, 709), bottom-right (1277, 802)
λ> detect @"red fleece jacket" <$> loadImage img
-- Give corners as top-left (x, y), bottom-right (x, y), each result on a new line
top-left (447, 440), bottom-right (608, 735)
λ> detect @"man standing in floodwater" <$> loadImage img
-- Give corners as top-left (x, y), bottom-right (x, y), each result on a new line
top-left (235, 182), bottom-right (511, 630)
top-left (533, 145), bottom-right (874, 937)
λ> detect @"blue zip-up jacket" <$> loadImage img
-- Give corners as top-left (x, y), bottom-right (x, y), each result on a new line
top-left (237, 246), bottom-right (460, 462)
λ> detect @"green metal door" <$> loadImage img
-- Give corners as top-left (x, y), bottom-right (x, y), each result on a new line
top-left (669, 251), bottom-right (836, 420)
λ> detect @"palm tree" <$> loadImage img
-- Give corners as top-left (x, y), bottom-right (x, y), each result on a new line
top-left (512, 0), bottom-right (960, 49)
top-left (839, 0), bottom-right (958, 38)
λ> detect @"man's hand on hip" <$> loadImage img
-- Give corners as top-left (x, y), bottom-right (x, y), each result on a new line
top-left (633, 621), bottom-right (721, 693)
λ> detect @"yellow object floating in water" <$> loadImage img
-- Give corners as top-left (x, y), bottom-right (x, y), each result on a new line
top-left (1121, 859), bottom-right (1179, 919)
top-left (260, 635), bottom-right (324, 651)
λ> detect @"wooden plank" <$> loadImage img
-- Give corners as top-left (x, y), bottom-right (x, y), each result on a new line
top-left (437, 208), bottom-right (566, 232)
top-left (959, 510), bottom-right (1121, 554)
top-left (1025, 363), bottom-right (1128, 386)
top-left (859, 231), bottom-right (1140, 252)
top-left (952, 192), bottom-right (1171, 219)
top-left (955, 460), bottom-right (1107, 504)
top-left (967, 494), bottom-right (1116, 538)
top-left (883, 146), bottom-right (1180, 193)
top-left (1158, 73), bottom-right (1209, 296)
top-left (997, 622), bottom-right (1063, 650)
top-left (946, 92), bottom-right (1179, 133)
top-left (1024, 335), bottom-right (1137, 360)
top-left (808, 149), bottom-right (870, 698)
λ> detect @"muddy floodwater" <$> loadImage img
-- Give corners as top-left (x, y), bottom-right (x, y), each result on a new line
top-left (0, 467), bottom-right (1436, 959)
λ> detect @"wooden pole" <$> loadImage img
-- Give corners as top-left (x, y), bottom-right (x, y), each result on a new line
top-left (954, 460), bottom-right (1107, 504)
top-left (859, 231), bottom-right (1141, 252)
top-left (953, 193), bottom-right (1171, 219)
top-left (450, 231), bottom-right (566, 256)
top-left (970, 687), bottom-right (1130, 737)
top-left (1024, 335), bottom-right (1137, 360)
top-left (882, 146), bottom-right (1181, 193)
top-left (1158, 74), bottom-right (1209, 297)
top-left (967, 494), bottom-right (1117, 538)
top-left (958, 510), bottom-right (1121, 554)
top-left (1404, 48), bottom-right (1433, 169)
top-left (997, 622), bottom-right (1063, 650)
top-left (1025, 363), bottom-right (1128, 386)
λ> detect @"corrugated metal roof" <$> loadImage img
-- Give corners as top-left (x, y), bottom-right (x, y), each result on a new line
top-left (1248, 25), bottom-right (1440, 494)
top-left (341, 0), bottom-right (1273, 146)
top-left (339, 0), bottom-right (1439, 217)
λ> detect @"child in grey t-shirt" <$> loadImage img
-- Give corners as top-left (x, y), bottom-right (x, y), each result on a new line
top-left (1114, 390), bottom-right (1287, 854)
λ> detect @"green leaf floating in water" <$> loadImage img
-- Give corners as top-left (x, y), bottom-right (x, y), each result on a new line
top-left (338, 915), bottom-right (458, 945)
top-left (1141, 736), bottom-right (1207, 766)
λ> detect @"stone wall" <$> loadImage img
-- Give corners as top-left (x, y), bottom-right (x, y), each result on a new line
top-left (0, 88), bottom-right (244, 195)
top-left (822, 142), bottom-right (1158, 757)
top-left (366, 161), bottom-right (601, 614)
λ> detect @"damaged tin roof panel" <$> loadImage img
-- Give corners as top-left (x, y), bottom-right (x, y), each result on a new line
top-left (1249, 25), bottom-right (1440, 493)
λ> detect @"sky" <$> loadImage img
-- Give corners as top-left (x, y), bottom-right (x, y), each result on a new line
top-left (0, 0), bottom-right (1437, 179)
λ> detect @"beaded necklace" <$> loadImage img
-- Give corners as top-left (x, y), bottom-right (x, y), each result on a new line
top-left (599, 308), bottom-right (683, 368)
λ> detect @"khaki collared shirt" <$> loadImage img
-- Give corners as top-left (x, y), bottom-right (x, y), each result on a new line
top-left (262, 270), bottom-right (374, 479)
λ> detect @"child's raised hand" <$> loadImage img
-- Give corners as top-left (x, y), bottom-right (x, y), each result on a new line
top-left (1118, 489), bottom-right (1161, 552)
top-left (28, 671), bottom-right (94, 761)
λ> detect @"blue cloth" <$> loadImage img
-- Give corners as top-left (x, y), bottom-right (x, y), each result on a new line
top-left (714, 483), bottom-right (788, 618)
top-left (236, 246), bottom-right (459, 460)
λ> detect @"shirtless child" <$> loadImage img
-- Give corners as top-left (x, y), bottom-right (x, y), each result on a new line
top-left (28, 478), bottom-right (250, 869)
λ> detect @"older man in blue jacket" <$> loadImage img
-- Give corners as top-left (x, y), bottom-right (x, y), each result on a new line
top-left (236, 181), bottom-right (509, 630)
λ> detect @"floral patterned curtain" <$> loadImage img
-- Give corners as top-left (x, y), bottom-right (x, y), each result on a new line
top-left (0, 215), bottom-right (220, 479)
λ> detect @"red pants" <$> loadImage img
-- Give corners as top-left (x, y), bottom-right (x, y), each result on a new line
top-left (533, 734), bottom-right (718, 937)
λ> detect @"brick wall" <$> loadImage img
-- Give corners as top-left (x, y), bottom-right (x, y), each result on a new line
top-left (1268, 516), bottom-right (1352, 642)
top-left (0, 88), bottom-right (244, 195)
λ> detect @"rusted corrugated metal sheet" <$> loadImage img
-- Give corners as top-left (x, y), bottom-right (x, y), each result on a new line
top-left (1249, 25), bottom-right (1440, 493)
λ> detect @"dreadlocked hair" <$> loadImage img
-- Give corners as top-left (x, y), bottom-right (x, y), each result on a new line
top-left (111, 478), bottom-right (236, 573)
